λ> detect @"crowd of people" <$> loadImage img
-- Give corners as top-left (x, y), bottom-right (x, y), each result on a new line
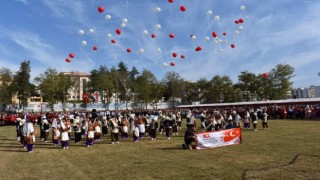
top-left (8, 106), bottom-right (276, 153)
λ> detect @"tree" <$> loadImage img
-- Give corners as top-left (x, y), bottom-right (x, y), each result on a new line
top-left (0, 67), bottom-right (14, 110)
top-left (12, 60), bottom-right (32, 109)
top-left (162, 71), bottom-right (184, 107)
top-left (135, 69), bottom-right (157, 109)
top-left (235, 71), bottom-right (258, 101)
top-left (34, 68), bottom-right (74, 111)
top-left (209, 75), bottom-right (234, 103)
top-left (269, 64), bottom-right (294, 100)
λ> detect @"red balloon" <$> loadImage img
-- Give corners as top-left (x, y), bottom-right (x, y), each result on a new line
top-left (195, 46), bottom-right (202, 51)
top-left (127, 48), bottom-right (132, 53)
top-left (231, 44), bottom-right (235, 48)
top-left (65, 58), bottom-right (71, 63)
top-left (111, 39), bottom-right (116, 44)
top-left (239, 18), bottom-right (244, 23)
top-left (223, 32), bottom-right (227, 36)
top-left (98, 6), bottom-right (105, 13)
top-left (116, 29), bottom-right (122, 35)
top-left (180, 6), bottom-right (186, 12)
top-left (235, 20), bottom-right (240, 24)
top-left (93, 46), bottom-right (98, 51)
top-left (172, 52), bottom-right (178, 58)
top-left (262, 73), bottom-right (269, 78)
top-left (69, 53), bottom-right (75, 58)
top-left (169, 33), bottom-right (175, 38)
top-left (170, 62), bottom-right (175, 66)
top-left (181, 55), bottom-right (185, 59)
top-left (212, 32), bottom-right (218, 38)
top-left (151, 34), bottom-right (156, 38)
top-left (168, 0), bottom-right (174, 3)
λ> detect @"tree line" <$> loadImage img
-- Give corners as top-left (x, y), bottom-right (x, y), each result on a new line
top-left (0, 60), bottom-right (294, 110)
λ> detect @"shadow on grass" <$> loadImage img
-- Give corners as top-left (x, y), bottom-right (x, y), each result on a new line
top-left (155, 145), bottom-right (184, 150)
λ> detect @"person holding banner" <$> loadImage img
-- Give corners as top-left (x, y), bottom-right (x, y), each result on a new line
top-left (182, 126), bottom-right (196, 150)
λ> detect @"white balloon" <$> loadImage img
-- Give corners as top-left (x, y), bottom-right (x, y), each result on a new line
top-left (205, 36), bottom-right (210, 41)
top-left (123, 18), bottom-right (128, 24)
top-left (121, 23), bottom-right (126, 28)
top-left (162, 63), bottom-right (168, 67)
top-left (214, 39), bottom-right (219, 44)
top-left (191, 35), bottom-right (196, 40)
top-left (155, 24), bottom-right (161, 30)
top-left (105, 15), bottom-right (112, 20)
top-left (224, 40), bottom-right (228, 44)
top-left (206, 10), bottom-right (212, 16)
top-left (218, 39), bottom-right (223, 43)
top-left (234, 31), bottom-right (240, 35)
top-left (139, 48), bottom-right (144, 54)
top-left (214, 15), bottom-right (220, 21)
top-left (88, 28), bottom-right (94, 34)
top-left (156, 48), bottom-right (161, 52)
top-left (81, 40), bottom-right (87, 46)
top-left (239, 26), bottom-right (244, 30)
top-left (219, 48), bottom-right (224, 52)
top-left (154, 7), bottom-right (161, 13)
top-left (107, 33), bottom-right (112, 38)
top-left (78, 29), bottom-right (85, 36)
top-left (240, 5), bottom-right (246, 11)
top-left (143, 30), bottom-right (149, 35)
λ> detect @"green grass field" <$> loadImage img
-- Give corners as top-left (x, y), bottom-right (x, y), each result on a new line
top-left (0, 120), bottom-right (320, 180)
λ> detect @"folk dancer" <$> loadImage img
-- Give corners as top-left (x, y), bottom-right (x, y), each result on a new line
top-left (73, 117), bottom-right (82, 144)
top-left (101, 116), bottom-right (108, 136)
top-left (25, 119), bottom-right (36, 153)
top-left (120, 116), bottom-right (129, 139)
top-left (133, 123), bottom-right (140, 142)
top-left (42, 117), bottom-right (50, 142)
top-left (262, 110), bottom-right (269, 130)
top-left (149, 117), bottom-right (158, 141)
top-left (53, 124), bottom-right (61, 146)
top-left (94, 120), bottom-right (102, 142)
top-left (86, 121), bottom-right (95, 147)
top-left (250, 110), bottom-right (258, 131)
top-left (60, 119), bottom-right (70, 150)
top-left (109, 117), bottom-right (120, 144)
top-left (164, 115), bottom-right (173, 140)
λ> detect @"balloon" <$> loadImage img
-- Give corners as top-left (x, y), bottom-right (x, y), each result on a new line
top-left (156, 48), bottom-right (161, 52)
top-left (235, 20), bottom-right (240, 24)
top-left (191, 34), bottom-right (196, 40)
top-left (121, 23), bottom-right (126, 28)
top-left (69, 53), bottom-right (75, 58)
top-left (107, 33), bottom-right (112, 38)
top-left (207, 10), bottom-right (212, 16)
top-left (212, 32), bottom-right (218, 38)
top-left (240, 5), bottom-right (246, 11)
top-left (116, 29), bottom-right (122, 35)
top-left (262, 73), bottom-right (269, 78)
top-left (123, 18), bottom-right (128, 24)
top-left (168, 0), bottom-right (173, 3)
top-left (66, 58), bottom-right (71, 63)
top-left (105, 15), bottom-right (112, 20)
top-left (205, 36), bottom-right (210, 41)
top-left (214, 16), bottom-right (220, 21)
top-left (180, 6), bottom-right (186, 12)
top-left (172, 52), bottom-right (178, 58)
top-left (219, 48), bottom-right (224, 52)
top-left (231, 44), bottom-right (235, 48)
top-left (111, 39), bottom-right (116, 44)
top-left (81, 40), bottom-right (87, 46)
top-left (214, 39), bottom-right (219, 44)
top-left (170, 62), bottom-right (175, 66)
top-left (181, 55), bottom-right (185, 59)
top-left (98, 6), bottom-right (105, 13)
top-left (88, 28), bottom-right (94, 34)
top-left (162, 62), bottom-right (168, 67)
top-left (169, 33), bottom-right (175, 38)
top-left (223, 32), bottom-right (227, 36)
top-left (239, 18), bottom-right (244, 23)
top-left (78, 29), bottom-right (85, 36)
top-left (155, 24), bottom-right (161, 30)
top-left (234, 31), bottom-right (240, 35)
top-left (151, 34), bottom-right (156, 38)
top-left (93, 46), bottom-right (98, 51)
top-left (239, 26), bottom-right (244, 30)
top-left (143, 30), bottom-right (149, 35)
top-left (154, 7), bottom-right (161, 13)
top-left (218, 39), bottom-right (223, 43)
top-left (139, 48), bottom-right (144, 54)
top-left (195, 46), bottom-right (202, 51)
top-left (127, 48), bottom-right (132, 53)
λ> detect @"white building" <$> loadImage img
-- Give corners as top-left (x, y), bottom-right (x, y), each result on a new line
top-left (292, 85), bottom-right (320, 98)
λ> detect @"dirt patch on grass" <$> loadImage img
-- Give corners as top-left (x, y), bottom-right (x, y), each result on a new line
top-left (243, 154), bottom-right (320, 180)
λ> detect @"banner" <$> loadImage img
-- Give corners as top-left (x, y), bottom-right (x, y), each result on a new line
top-left (195, 128), bottom-right (242, 150)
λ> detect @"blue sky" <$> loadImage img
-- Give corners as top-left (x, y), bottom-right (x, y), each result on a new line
top-left (0, 0), bottom-right (320, 88)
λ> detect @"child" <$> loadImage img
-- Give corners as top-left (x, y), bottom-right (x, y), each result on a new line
top-left (133, 123), bottom-right (139, 142)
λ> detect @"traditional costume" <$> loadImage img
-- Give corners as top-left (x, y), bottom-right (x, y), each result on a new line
top-left (94, 121), bottom-right (102, 142)
top-left (42, 118), bottom-right (50, 142)
top-left (73, 117), bottom-right (82, 144)
top-left (101, 116), bottom-right (108, 136)
top-left (110, 118), bottom-right (119, 144)
top-left (133, 124), bottom-right (139, 142)
top-left (53, 125), bottom-right (61, 146)
top-left (86, 122), bottom-right (95, 147)
top-left (25, 121), bottom-right (36, 153)
top-left (120, 117), bottom-right (129, 139)
top-left (149, 117), bottom-right (158, 141)
top-left (60, 120), bottom-right (70, 150)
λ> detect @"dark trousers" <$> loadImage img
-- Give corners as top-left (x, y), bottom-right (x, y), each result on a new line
top-left (185, 137), bottom-right (194, 146)
top-left (262, 122), bottom-right (268, 129)
top-left (111, 132), bottom-right (119, 142)
top-left (75, 132), bottom-right (82, 143)
top-left (165, 128), bottom-right (172, 137)
top-left (149, 129), bottom-right (157, 138)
